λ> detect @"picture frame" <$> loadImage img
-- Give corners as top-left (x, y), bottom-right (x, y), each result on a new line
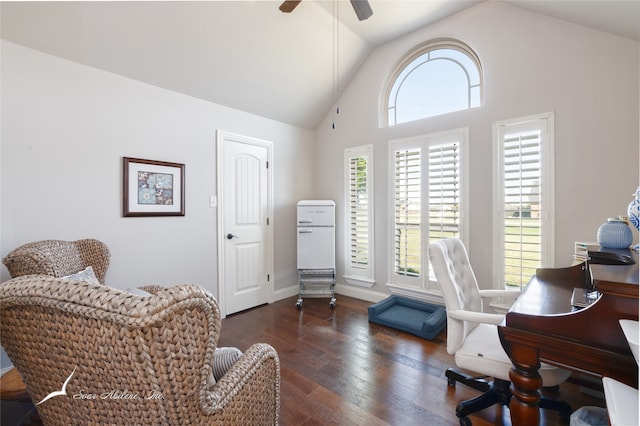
top-left (123, 157), bottom-right (185, 217)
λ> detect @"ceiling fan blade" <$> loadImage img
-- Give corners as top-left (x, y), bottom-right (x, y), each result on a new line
top-left (350, 0), bottom-right (373, 21)
top-left (279, 1), bottom-right (302, 13)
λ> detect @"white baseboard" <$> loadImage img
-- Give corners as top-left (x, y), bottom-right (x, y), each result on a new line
top-left (273, 282), bottom-right (390, 305)
top-left (334, 283), bottom-right (389, 303)
top-left (273, 284), bottom-right (299, 301)
top-left (385, 283), bottom-right (445, 306)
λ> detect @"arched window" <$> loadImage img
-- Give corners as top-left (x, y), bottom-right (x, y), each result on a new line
top-left (387, 40), bottom-right (482, 126)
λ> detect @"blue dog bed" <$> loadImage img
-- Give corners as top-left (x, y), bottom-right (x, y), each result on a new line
top-left (368, 295), bottom-right (446, 340)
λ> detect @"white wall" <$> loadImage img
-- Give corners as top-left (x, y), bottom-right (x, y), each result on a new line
top-left (1, 2), bottom-right (638, 303)
top-left (315, 2), bottom-right (639, 295)
top-left (0, 40), bottom-right (315, 296)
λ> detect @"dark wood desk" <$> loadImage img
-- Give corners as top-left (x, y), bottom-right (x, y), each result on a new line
top-left (498, 252), bottom-right (639, 426)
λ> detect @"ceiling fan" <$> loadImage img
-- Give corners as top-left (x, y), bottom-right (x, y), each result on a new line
top-left (279, 0), bottom-right (373, 21)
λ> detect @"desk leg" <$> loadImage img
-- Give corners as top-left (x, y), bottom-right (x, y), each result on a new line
top-left (508, 345), bottom-right (543, 426)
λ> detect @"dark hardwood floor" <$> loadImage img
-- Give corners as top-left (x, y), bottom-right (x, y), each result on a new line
top-left (218, 295), bottom-right (606, 426)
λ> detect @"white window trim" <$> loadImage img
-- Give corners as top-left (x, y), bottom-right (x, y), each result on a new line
top-left (387, 128), bottom-right (469, 304)
top-left (492, 112), bottom-right (555, 290)
top-left (382, 39), bottom-right (483, 128)
top-left (343, 145), bottom-right (375, 288)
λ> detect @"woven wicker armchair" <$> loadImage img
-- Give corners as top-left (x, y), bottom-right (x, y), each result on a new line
top-left (0, 275), bottom-right (280, 425)
top-left (2, 239), bottom-right (111, 284)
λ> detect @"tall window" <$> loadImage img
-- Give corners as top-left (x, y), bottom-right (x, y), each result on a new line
top-left (389, 129), bottom-right (468, 295)
top-left (394, 147), bottom-right (421, 279)
top-left (387, 39), bottom-right (482, 126)
top-left (344, 145), bottom-right (374, 287)
top-left (494, 113), bottom-right (555, 290)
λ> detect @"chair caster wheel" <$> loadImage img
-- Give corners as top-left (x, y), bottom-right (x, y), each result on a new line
top-left (459, 417), bottom-right (472, 426)
top-left (296, 300), bottom-right (302, 309)
top-left (329, 299), bottom-right (336, 308)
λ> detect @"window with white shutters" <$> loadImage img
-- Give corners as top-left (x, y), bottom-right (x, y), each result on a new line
top-left (394, 147), bottom-right (422, 280)
top-left (344, 145), bottom-right (374, 287)
top-left (428, 143), bottom-right (460, 241)
top-left (349, 156), bottom-right (368, 268)
top-left (389, 129), bottom-right (468, 294)
top-left (494, 113), bottom-right (554, 290)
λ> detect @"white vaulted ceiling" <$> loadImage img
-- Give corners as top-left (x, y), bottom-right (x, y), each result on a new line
top-left (1, 1), bottom-right (638, 130)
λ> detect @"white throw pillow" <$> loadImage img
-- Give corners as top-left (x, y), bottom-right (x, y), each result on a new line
top-left (62, 266), bottom-right (100, 285)
top-left (125, 287), bottom-right (152, 297)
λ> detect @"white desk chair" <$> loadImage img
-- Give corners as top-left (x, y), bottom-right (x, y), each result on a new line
top-left (602, 320), bottom-right (639, 426)
top-left (428, 238), bottom-right (572, 426)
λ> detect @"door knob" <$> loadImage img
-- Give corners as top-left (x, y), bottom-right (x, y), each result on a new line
top-left (226, 233), bottom-right (238, 240)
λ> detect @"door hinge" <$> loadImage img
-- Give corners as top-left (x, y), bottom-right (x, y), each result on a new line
top-left (266, 161), bottom-right (269, 169)
top-left (267, 217), bottom-right (270, 226)
top-left (267, 274), bottom-right (270, 282)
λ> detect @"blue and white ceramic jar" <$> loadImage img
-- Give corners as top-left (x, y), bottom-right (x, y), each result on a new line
top-left (597, 217), bottom-right (633, 249)
top-left (628, 187), bottom-right (640, 232)
top-left (628, 187), bottom-right (640, 250)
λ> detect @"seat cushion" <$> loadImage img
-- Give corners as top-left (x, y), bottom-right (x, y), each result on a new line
top-left (456, 323), bottom-right (570, 385)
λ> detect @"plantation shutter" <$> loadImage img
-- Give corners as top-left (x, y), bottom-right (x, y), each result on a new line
top-left (389, 128), bottom-right (467, 293)
top-left (348, 155), bottom-right (369, 269)
top-left (394, 148), bottom-right (422, 278)
top-left (428, 142), bottom-right (460, 241)
top-left (502, 130), bottom-right (542, 288)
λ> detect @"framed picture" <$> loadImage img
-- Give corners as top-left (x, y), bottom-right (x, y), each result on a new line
top-left (123, 157), bottom-right (185, 217)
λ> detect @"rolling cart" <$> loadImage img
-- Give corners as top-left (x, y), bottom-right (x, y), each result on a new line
top-left (296, 268), bottom-right (336, 309)
top-left (296, 200), bottom-right (336, 309)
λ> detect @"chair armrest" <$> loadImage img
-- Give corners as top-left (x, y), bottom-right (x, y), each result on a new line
top-left (448, 309), bottom-right (505, 325)
top-left (204, 343), bottom-right (280, 423)
top-left (603, 377), bottom-right (639, 426)
top-left (479, 289), bottom-right (520, 299)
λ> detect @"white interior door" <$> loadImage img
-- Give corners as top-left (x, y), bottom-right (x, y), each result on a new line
top-left (218, 131), bottom-right (273, 316)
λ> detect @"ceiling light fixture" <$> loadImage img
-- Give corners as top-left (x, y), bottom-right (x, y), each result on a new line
top-left (279, 0), bottom-right (373, 22)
